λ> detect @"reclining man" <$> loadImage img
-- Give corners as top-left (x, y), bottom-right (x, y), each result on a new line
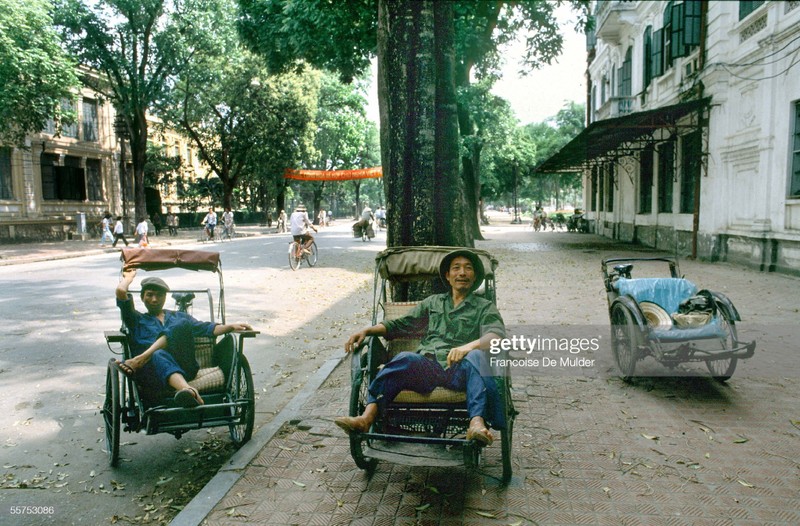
top-left (115, 268), bottom-right (252, 407)
top-left (335, 249), bottom-right (506, 445)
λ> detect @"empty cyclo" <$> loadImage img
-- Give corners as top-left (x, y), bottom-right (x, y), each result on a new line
top-left (602, 257), bottom-right (755, 382)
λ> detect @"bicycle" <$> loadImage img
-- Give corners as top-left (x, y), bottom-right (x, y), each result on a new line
top-left (199, 223), bottom-right (217, 243)
top-left (288, 239), bottom-right (318, 270)
top-left (217, 223), bottom-right (235, 242)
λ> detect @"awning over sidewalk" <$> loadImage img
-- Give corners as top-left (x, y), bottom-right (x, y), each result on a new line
top-left (535, 98), bottom-right (709, 173)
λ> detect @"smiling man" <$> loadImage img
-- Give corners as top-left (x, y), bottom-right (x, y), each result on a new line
top-left (335, 249), bottom-right (506, 445)
top-left (115, 268), bottom-right (251, 407)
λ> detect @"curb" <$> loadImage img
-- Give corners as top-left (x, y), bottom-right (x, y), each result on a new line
top-left (169, 355), bottom-right (345, 526)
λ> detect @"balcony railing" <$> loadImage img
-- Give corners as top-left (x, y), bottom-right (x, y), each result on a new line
top-left (595, 0), bottom-right (638, 43)
top-left (594, 96), bottom-right (636, 121)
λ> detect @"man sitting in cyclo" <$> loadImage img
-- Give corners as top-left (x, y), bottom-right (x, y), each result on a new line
top-left (289, 204), bottom-right (317, 255)
top-left (335, 250), bottom-right (506, 445)
top-left (114, 269), bottom-right (252, 407)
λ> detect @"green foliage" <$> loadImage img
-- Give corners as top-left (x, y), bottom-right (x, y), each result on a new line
top-left (54, 0), bottom-right (228, 218)
top-left (237, 0), bottom-right (377, 82)
top-left (143, 142), bottom-right (182, 188)
top-left (521, 101), bottom-right (586, 207)
top-left (0, 0), bottom-right (80, 146)
top-left (165, 33), bottom-right (320, 209)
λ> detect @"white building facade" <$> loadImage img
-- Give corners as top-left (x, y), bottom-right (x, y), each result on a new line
top-left (540, 0), bottom-right (800, 275)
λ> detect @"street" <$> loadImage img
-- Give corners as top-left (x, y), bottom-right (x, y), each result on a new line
top-left (1, 221), bottom-right (799, 525)
top-left (0, 225), bottom-right (384, 525)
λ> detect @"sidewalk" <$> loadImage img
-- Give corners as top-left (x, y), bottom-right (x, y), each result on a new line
top-left (0, 225), bottom-right (274, 266)
top-left (175, 225), bottom-right (800, 526)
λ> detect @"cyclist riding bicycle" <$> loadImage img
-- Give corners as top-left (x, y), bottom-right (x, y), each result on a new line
top-left (289, 204), bottom-right (317, 256)
top-left (221, 207), bottom-right (235, 239)
top-left (201, 207), bottom-right (217, 241)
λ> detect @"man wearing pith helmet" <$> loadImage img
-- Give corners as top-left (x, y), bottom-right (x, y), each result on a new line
top-left (336, 249), bottom-right (506, 446)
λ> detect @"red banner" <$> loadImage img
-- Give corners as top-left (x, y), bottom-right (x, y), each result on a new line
top-left (283, 167), bottom-right (382, 181)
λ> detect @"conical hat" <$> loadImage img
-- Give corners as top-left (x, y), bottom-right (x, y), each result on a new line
top-left (639, 301), bottom-right (673, 328)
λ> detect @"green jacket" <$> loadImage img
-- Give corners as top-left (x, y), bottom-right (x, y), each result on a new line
top-left (382, 292), bottom-right (505, 367)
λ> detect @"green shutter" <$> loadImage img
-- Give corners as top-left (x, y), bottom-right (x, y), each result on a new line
top-left (652, 28), bottom-right (664, 78)
top-left (643, 26), bottom-right (653, 88)
top-left (671, 2), bottom-right (687, 59)
top-left (684, 0), bottom-right (702, 47)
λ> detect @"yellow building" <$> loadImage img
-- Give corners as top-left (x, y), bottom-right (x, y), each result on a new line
top-left (0, 68), bottom-right (212, 241)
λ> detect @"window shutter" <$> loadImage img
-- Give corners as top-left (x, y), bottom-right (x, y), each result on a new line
top-left (643, 26), bottom-right (653, 88)
top-left (684, 0), bottom-right (702, 46)
top-left (652, 29), bottom-right (664, 78)
top-left (671, 2), bottom-right (687, 59)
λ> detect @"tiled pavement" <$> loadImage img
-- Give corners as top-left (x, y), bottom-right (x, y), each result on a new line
top-left (191, 228), bottom-right (800, 526)
top-left (200, 361), bottom-right (800, 525)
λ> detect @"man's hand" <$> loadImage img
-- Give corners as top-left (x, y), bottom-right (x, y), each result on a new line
top-left (228, 322), bottom-right (253, 332)
top-left (345, 330), bottom-right (368, 354)
top-left (121, 267), bottom-right (137, 281)
top-left (447, 345), bottom-right (473, 368)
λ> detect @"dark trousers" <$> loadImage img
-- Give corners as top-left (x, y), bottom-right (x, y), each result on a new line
top-left (112, 233), bottom-right (129, 247)
top-left (136, 323), bottom-right (200, 403)
top-left (366, 350), bottom-right (505, 429)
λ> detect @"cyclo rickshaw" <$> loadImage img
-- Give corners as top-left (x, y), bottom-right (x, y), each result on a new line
top-left (602, 256), bottom-right (755, 382)
top-left (102, 248), bottom-right (258, 466)
top-left (347, 246), bottom-right (516, 483)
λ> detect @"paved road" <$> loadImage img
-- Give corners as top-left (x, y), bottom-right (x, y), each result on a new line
top-left (0, 225), bottom-right (384, 525)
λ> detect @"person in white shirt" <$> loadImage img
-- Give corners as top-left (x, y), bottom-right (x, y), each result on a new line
top-left (221, 208), bottom-right (235, 239)
top-left (136, 217), bottom-right (149, 247)
top-left (112, 216), bottom-right (129, 248)
top-left (99, 212), bottom-right (113, 246)
top-left (201, 207), bottom-right (217, 241)
top-left (289, 205), bottom-right (317, 255)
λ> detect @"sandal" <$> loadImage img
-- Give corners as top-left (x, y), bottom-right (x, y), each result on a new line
top-left (174, 387), bottom-right (203, 408)
top-left (114, 360), bottom-right (137, 379)
top-left (466, 425), bottom-right (494, 446)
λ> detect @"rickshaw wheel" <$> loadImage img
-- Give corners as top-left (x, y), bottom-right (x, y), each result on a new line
top-left (499, 377), bottom-right (515, 484)
top-left (103, 361), bottom-right (121, 467)
top-left (610, 303), bottom-right (641, 381)
top-left (288, 242), bottom-right (301, 271)
top-left (305, 241), bottom-right (318, 267)
top-left (229, 355), bottom-right (255, 446)
top-left (705, 310), bottom-right (738, 382)
top-left (349, 353), bottom-right (377, 471)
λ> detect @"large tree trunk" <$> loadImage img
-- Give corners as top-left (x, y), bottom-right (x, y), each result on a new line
top-left (455, 63), bottom-right (484, 241)
top-left (377, 0), bottom-right (468, 251)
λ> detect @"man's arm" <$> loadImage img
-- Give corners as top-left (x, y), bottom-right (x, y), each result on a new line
top-left (213, 322), bottom-right (253, 336)
top-left (116, 267), bottom-right (136, 301)
top-left (345, 324), bottom-right (388, 353)
top-left (446, 332), bottom-right (503, 367)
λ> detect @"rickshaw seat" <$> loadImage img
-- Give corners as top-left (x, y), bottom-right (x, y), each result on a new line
top-left (382, 302), bottom-right (467, 405)
top-left (187, 336), bottom-right (226, 393)
top-left (616, 277), bottom-right (697, 314)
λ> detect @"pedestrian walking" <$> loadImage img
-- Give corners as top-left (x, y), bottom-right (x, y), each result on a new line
top-left (152, 212), bottom-right (162, 236)
top-left (166, 211), bottom-right (178, 236)
top-left (99, 212), bottom-right (113, 246)
top-left (112, 216), bottom-right (129, 248)
top-left (136, 217), bottom-right (149, 247)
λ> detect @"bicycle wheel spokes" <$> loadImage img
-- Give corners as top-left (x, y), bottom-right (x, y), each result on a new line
top-left (306, 242), bottom-right (318, 267)
top-left (288, 242), bottom-right (301, 270)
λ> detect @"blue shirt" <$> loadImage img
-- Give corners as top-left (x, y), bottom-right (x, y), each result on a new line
top-left (117, 296), bottom-right (216, 356)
